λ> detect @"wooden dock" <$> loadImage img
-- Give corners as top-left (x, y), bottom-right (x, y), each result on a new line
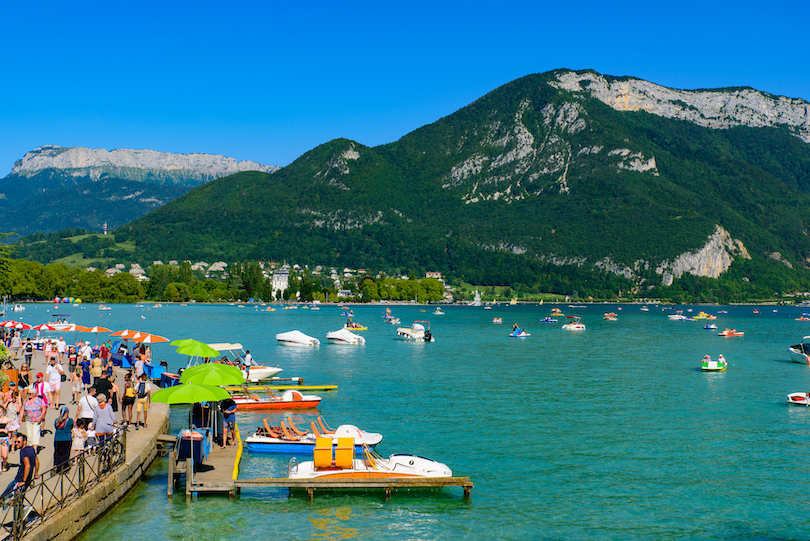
top-left (168, 423), bottom-right (471, 501)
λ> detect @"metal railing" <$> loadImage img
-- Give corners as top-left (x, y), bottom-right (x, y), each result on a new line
top-left (0, 427), bottom-right (127, 541)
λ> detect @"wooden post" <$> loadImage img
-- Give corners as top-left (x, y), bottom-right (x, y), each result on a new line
top-left (167, 450), bottom-right (174, 498)
top-left (185, 460), bottom-right (192, 502)
top-left (464, 485), bottom-right (472, 499)
top-left (307, 487), bottom-right (314, 501)
top-left (385, 486), bottom-right (391, 501)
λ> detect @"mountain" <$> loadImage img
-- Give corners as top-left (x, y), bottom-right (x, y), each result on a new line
top-left (0, 145), bottom-right (279, 236)
top-left (62, 70), bottom-right (810, 296)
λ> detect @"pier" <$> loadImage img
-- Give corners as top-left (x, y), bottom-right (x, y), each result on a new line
top-left (167, 425), bottom-right (472, 501)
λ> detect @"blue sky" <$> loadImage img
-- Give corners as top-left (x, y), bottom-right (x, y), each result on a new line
top-left (1, 0), bottom-right (808, 174)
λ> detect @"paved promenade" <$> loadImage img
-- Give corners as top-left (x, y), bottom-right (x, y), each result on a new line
top-left (0, 344), bottom-right (169, 541)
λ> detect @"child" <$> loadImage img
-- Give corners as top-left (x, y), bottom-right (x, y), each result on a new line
top-left (72, 418), bottom-right (86, 458)
top-left (84, 422), bottom-right (98, 454)
top-left (70, 366), bottom-right (82, 405)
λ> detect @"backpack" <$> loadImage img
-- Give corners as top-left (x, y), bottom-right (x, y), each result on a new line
top-left (25, 342), bottom-right (33, 354)
top-left (137, 382), bottom-right (147, 399)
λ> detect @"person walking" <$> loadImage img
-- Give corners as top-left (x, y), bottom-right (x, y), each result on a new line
top-left (10, 332), bottom-right (21, 360)
top-left (134, 374), bottom-right (151, 429)
top-left (121, 373), bottom-right (135, 427)
top-left (220, 396), bottom-right (237, 448)
top-left (53, 406), bottom-right (73, 473)
top-left (45, 357), bottom-right (64, 410)
top-left (93, 394), bottom-right (117, 445)
top-left (77, 387), bottom-right (99, 428)
top-left (56, 336), bottom-right (67, 364)
top-left (70, 365), bottom-right (82, 405)
top-left (17, 363), bottom-right (31, 393)
top-left (22, 390), bottom-right (47, 449)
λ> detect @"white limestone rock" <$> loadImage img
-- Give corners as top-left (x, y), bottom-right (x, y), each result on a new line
top-left (656, 225), bottom-right (750, 283)
top-left (550, 71), bottom-right (810, 143)
top-left (10, 145), bottom-right (278, 183)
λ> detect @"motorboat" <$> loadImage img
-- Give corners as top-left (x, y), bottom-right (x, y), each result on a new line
top-left (668, 311), bottom-right (689, 321)
top-left (208, 342), bottom-right (283, 382)
top-left (288, 440), bottom-right (452, 480)
top-left (701, 355), bottom-right (727, 372)
top-left (786, 392), bottom-right (810, 406)
top-left (47, 314), bottom-right (74, 331)
top-left (245, 417), bottom-right (382, 453)
top-left (396, 321), bottom-right (434, 342)
top-left (541, 317), bottom-right (557, 323)
top-left (640, 306), bottom-right (649, 312)
top-left (718, 328), bottom-right (744, 337)
top-left (703, 323), bottom-right (718, 330)
top-left (788, 336), bottom-right (810, 364)
top-left (230, 389), bottom-right (322, 410)
top-left (341, 311), bottom-right (354, 317)
top-left (603, 312), bottom-right (618, 321)
top-left (276, 330), bottom-right (320, 347)
top-left (326, 328), bottom-right (366, 345)
top-left (509, 329), bottom-right (530, 338)
top-left (343, 321), bottom-right (368, 331)
top-left (562, 316), bottom-right (585, 331)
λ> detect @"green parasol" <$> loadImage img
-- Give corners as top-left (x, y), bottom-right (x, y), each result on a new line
top-left (180, 363), bottom-right (245, 386)
top-left (175, 342), bottom-right (221, 358)
top-left (151, 382), bottom-right (230, 405)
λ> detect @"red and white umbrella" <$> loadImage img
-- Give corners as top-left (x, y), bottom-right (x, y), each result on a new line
top-left (130, 332), bottom-right (169, 344)
top-left (31, 323), bottom-right (57, 331)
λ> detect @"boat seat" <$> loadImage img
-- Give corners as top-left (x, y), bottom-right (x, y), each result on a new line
top-left (317, 416), bottom-right (336, 434)
top-left (313, 437), bottom-right (334, 470)
top-left (287, 418), bottom-right (308, 436)
top-left (334, 437), bottom-right (354, 469)
top-left (279, 422), bottom-right (301, 441)
top-left (310, 421), bottom-right (323, 438)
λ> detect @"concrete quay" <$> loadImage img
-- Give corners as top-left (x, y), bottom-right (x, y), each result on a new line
top-left (0, 346), bottom-right (168, 541)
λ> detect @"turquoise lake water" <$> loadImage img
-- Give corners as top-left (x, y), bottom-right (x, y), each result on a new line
top-left (18, 302), bottom-right (810, 540)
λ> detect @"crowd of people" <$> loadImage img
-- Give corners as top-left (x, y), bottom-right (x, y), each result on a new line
top-left (0, 330), bottom-right (153, 505)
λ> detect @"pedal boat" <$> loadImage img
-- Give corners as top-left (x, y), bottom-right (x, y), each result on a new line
top-left (718, 328), bottom-right (744, 337)
top-left (786, 392), bottom-right (810, 405)
top-left (246, 417), bottom-right (382, 453)
top-left (603, 312), bottom-right (618, 321)
top-left (288, 439), bottom-right (452, 480)
top-left (509, 329), bottom-right (530, 337)
top-left (230, 389), bottom-right (322, 410)
top-left (326, 328), bottom-right (366, 345)
top-left (276, 330), bottom-right (320, 347)
top-left (788, 336), bottom-right (810, 364)
top-left (701, 357), bottom-right (727, 372)
top-left (343, 322), bottom-right (368, 331)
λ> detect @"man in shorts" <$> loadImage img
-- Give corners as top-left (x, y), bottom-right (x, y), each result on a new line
top-left (220, 397), bottom-right (237, 448)
top-left (134, 374), bottom-right (151, 429)
top-left (56, 336), bottom-right (67, 363)
top-left (45, 357), bottom-right (64, 410)
top-left (1, 434), bottom-right (38, 504)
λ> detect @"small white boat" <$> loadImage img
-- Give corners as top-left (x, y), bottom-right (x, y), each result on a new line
top-left (11, 304), bottom-right (25, 312)
top-left (508, 329), bottom-right (530, 338)
top-left (396, 321), bottom-right (434, 342)
top-left (718, 328), bottom-right (744, 337)
top-left (786, 392), bottom-right (810, 406)
top-left (288, 440), bottom-right (452, 480)
top-left (432, 308), bottom-right (445, 315)
top-left (701, 356), bottom-right (727, 372)
top-left (562, 316), bottom-right (585, 331)
top-left (326, 328), bottom-right (366, 345)
top-left (47, 314), bottom-right (74, 331)
top-left (208, 342), bottom-right (283, 382)
top-left (276, 330), bottom-right (320, 347)
top-left (788, 336), bottom-right (810, 364)
top-left (99, 304), bottom-right (112, 311)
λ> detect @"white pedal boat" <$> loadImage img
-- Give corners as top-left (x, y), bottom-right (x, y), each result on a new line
top-left (246, 417), bottom-right (382, 453)
top-left (701, 356), bottom-right (727, 372)
top-left (562, 316), bottom-right (585, 331)
top-left (276, 330), bottom-right (320, 347)
top-left (289, 441), bottom-right (452, 479)
top-left (326, 328), bottom-right (366, 345)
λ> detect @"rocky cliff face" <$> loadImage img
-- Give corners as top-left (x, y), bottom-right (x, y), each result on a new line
top-left (550, 71), bottom-right (810, 143)
top-left (10, 145), bottom-right (279, 184)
